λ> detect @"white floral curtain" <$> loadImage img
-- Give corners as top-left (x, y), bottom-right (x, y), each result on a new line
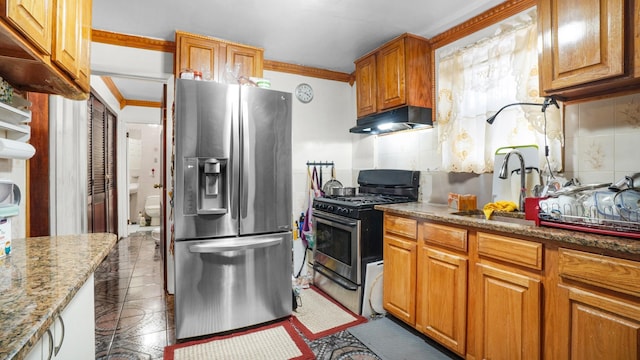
top-left (436, 10), bottom-right (563, 174)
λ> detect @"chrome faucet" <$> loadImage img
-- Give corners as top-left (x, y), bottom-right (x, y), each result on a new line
top-left (499, 149), bottom-right (526, 211)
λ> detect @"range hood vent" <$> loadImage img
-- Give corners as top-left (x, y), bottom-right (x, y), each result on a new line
top-left (349, 106), bottom-right (433, 135)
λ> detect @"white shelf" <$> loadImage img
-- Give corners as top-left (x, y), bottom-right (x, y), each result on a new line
top-left (0, 101), bottom-right (31, 142)
top-left (0, 101), bottom-right (31, 123)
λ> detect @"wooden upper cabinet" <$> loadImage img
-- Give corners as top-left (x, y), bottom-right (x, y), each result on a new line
top-left (76, 0), bottom-right (92, 92)
top-left (53, 0), bottom-right (80, 79)
top-left (175, 31), bottom-right (264, 81)
top-left (354, 33), bottom-right (432, 119)
top-left (377, 38), bottom-right (406, 110)
top-left (176, 32), bottom-right (222, 81)
top-left (538, 0), bottom-right (640, 100)
top-left (226, 43), bottom-right (263, 79)
top-left (0, 0), bottom-right (89, 99)
top-left (355, 54), bottom-right (377, 117)
top-left (3, 0), bottom-right (52, 54)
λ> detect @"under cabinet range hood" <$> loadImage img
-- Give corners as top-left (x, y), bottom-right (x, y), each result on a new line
top-left (349, 106), bottom-right (433, 135)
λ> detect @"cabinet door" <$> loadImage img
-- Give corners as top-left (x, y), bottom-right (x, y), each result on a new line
top-left (539, 0), bottom-right (625, 91)
top-left (383, 234), bottom-right (417, 325)
top-left (561, 287), bottom-right (640, 360)
top-left (52, 275), bottom-right (95, 359)
top-left (176, 34), bottom-right (222, 81)
top-left (355, 54), bottom-right (377, 117)
top-left (5, 0), bottom-right (52, 54)
top-left (76, 0), bottom-right (92, 91)
top-left (476, 264), bottom-right (541, 360)
top-left (226, 44), bottom-right (263, 79)
top-left (376, 38), bottom-right (406, 110)
top-left (24, 335), bottom-right (45, 360)
top-left (53, 0), bottom-right (80, 79)
top-left (417, 246), bottom-right (467, 356)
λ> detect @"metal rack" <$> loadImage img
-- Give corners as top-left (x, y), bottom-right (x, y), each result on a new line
top-left (306, 162), bottom-right (335, 186)
top-left (538, 193), bottom-right (640, 239)
top-left (306, 161), bottom-right (334, 167)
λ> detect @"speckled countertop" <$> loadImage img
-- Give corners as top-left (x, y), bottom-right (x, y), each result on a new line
top-left (0, 233), bottom-right (117, 360)
top-left (375, 202), bottom-right (640, 258)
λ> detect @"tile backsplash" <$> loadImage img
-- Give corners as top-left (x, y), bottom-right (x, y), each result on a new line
top-left (564, 92), bottom-right (640, 185)
top-left (362, 91), bottom-right (640, 206)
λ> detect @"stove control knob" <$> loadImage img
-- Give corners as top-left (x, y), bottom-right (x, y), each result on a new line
top-left (327, 205), bottom-right (335, 212)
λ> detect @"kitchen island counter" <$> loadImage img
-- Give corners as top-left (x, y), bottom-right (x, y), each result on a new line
top-left (376, 202), bottom-right (640, 259)
top-left (0, 233), bottom-right (117, 360)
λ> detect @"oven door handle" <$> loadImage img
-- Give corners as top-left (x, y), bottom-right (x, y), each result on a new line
top-left (313, 211), bottom-right (358, 227)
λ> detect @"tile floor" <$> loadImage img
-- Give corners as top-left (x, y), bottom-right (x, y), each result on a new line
top-left (93, 231), bottom-right (383, 359)
top-left (94, 231), bottom-right (172, 359)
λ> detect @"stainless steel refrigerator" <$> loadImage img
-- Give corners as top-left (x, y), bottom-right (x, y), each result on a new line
top-left (173, 79), bottom-right (292, 339)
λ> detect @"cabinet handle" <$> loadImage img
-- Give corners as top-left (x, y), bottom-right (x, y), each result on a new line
top-left (45, 329), bottom-right (54, 360)
top-left (54, 314), bottom-right (65, 356)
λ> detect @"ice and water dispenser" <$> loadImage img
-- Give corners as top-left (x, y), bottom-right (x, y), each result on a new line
top-left (183, 157), bottom-right (227, 215)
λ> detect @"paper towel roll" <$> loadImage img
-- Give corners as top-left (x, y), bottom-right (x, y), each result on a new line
top-left (0, 138), bottom-right (36, 159)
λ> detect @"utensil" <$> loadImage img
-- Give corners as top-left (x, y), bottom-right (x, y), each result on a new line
top-left (322, 165), bottom-right (343, 194)
top-left (614, 188), bottom-right (640, 222)
top-left (329, 187), bottom-right (356, 197)
top-left (546, 182), bottom-right (610, 197)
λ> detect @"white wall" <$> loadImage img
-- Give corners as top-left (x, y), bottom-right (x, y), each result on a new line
top-left (264, 70), bottom-right (356, 216)
top-left (49, 96), bottom-right (88, 235)
top-left (91, 43), bottom-right (173, 80)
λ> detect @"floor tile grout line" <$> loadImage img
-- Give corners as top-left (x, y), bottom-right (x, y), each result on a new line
top-left (108, 234), bottom-right (146, 357)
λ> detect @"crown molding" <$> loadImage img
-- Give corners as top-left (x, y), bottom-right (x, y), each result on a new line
top-left (429, 0), bottom-right (536, 50)
top-left (264, 60), bottom-right (353, 83)
top-left (92, 29), bottom-right (176, 53)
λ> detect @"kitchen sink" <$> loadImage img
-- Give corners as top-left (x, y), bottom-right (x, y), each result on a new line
top-left (451, 210), bottom-right (536, 226)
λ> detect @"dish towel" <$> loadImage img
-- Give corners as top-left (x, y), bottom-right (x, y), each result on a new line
top-left (483, 201), bottom-right (518, 219)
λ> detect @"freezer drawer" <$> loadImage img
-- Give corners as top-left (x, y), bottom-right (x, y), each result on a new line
top-left (174, 232), bottom-right (293, 339)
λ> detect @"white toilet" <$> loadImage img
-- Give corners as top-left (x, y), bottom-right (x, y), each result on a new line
top-left (144, 195), bottom-right (161, 226)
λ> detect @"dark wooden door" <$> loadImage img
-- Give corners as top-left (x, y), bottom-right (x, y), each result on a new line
top-left (88, 94), bottom-right (117, 234)
top-left (106, 110), bottom-right (117, 234)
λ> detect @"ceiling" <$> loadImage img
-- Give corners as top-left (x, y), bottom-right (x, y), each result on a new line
top-left (91, 0), bottom-right (506, 106)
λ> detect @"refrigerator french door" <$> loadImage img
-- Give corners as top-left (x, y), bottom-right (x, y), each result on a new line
top-left (174, 79), bottom-right (292, 339)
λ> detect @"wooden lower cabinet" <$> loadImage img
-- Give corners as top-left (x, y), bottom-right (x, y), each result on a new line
top-left (552, 248), bottom-right (640, 360)
top-left (382, 213), bottom-right (640, 359)
top-left (383, 233), bottom-right (417, 325)
top-left (416, 245), bottom-right (467, 356)
top-left (560, 287), bottom-right (640, 360)
top-left (475, 264), bottom-right (541, 360)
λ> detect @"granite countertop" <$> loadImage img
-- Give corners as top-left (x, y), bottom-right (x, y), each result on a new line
top-left (376, 202), bottom-right (640, 258)
top-left (0, 233), bottom-right (117, 360)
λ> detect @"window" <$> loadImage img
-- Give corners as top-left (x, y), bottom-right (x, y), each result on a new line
top-left (436, 9), bottom-right (563, 174)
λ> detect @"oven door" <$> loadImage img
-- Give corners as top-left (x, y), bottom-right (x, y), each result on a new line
top-left (312, 210), bottom-right (360, 284)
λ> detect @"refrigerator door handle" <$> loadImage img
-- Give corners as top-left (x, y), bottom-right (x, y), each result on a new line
top-left (188, 236), bottom-right (282, 253)
top-left (240, 100), bottom-right (250, 219)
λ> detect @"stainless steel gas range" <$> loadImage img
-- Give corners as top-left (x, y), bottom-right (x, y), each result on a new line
top-left (312, 169), bottom-right (420, 315)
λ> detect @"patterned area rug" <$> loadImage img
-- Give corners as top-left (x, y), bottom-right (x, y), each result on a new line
top-left (164, 320), bottom-right (314, 360)
top-left (291, 286), bottom-right (368, 340)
